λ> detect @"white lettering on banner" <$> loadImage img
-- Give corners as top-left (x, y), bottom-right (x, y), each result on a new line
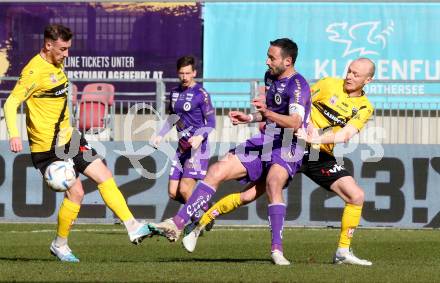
top-left (81, 56), bottom-right (110, 68)
top-left (365, 84), bottom-right (425, 95)
top-left (111, 56), bottom-right (135, 68)
top-left (315, 59), bottom-right (440, 81)
top-left (66, 70), bottom-right (163, 80)
top-left (66, 56), bottom-right (135, 68)
top-left (64, 56), bottom-right (80, 68)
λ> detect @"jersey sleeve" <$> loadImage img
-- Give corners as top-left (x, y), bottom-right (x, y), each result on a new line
top-left (288, 78), bottom-right (310, 121)
top-left (199, 87), bottom-right (216, 139)
top-left (4, 67), bottom-right (40, 138)
top-left (347, 102), bottom-right (374, 131)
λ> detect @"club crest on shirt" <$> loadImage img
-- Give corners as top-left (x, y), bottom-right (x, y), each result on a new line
top-left (183, 101), bottom-right (192, 111)
top-left (50, 73), bottom-right (58, 83)
top-left (274, 93), bottom-right (282, 105)
top-left (330, 95), bottom-right (338, 105)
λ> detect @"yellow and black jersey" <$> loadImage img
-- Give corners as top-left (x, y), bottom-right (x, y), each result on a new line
top-left (4, 54), bottom-right (72, 152)
top-left (310, 77), bottom-right (374, 156)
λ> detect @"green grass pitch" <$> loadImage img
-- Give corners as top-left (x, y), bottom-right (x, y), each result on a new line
top-left (0, 223), bottom-right (439, 282)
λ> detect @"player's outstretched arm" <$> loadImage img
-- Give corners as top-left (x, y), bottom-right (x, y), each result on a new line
top-left (296, 124), bottom-right (359, 145)
top-left (4, 95), bottom-right (24, 153)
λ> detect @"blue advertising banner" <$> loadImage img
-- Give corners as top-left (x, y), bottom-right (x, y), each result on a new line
top-left (0, 2), bottom-right (202, 94)
top-left (203, 3), bottom-right (440, 102)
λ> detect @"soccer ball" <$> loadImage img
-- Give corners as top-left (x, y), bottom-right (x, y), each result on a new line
top-left (44, 161), bottom-right (76, 192)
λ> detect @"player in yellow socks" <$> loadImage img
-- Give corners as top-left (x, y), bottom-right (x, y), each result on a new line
top-left (183, 58), bottom-right (375, 266)
top-left (4, 24), bottom-right (155, 263)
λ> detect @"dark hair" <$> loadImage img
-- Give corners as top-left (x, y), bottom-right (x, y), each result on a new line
top-left (176, 56), bottom-right (196, 71)
top-left (44, 24), bottom-right (73, 42)
top-left (269, 38), bottom-right (298, 64)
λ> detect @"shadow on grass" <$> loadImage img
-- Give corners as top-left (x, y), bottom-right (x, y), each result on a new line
top-left (0, 256), bottom-right (54, 262)
top-left (156, 257), bottom-right (271, 263)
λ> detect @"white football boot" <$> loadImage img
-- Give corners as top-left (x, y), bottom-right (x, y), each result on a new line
top-left (182, 225), bottom-right (203, 253)
top-left (50, 241), bottom-right (80, 263)
top-left (333, 248), bottom-right (372, 266)
top-left (271, 250), bottom-right (291, 265)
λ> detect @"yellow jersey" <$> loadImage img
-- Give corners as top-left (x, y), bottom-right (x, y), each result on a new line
top-left (4, 54), bottom-right (72, 152)
top-left (310, 77), bottom-right (374, 156)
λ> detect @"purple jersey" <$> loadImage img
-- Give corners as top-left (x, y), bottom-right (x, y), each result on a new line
top-left (231, 71), bottom-right (311, 183)
top-left (263, 71), bottom-right (311, 141)
top-left (161, 83), bottom-right (216, 151)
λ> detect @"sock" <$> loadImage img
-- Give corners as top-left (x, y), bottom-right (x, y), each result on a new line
top-left (173, 181), bottom-right (215, 230)
top-left (54, 236), bottom-right (68, 247)
top-left (57, 198), bottom-right (80, 240)
top-left (199, 193), bottom-right (242, 228)
top-left (338, 203), bottom-right (362, 249)
top-left (123, 218), bottom-right (142, 233)
top-left (98, 177), bottom-right (134, 222)
top-left (268, 203), bottom-right (286, 253)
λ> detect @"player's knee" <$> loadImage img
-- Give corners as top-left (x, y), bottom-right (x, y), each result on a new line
top-left (348, 188), bottom-right (365, 205)
top-left (67, 185), bottom-right (84, 203)
top-left (178, 184), bottom-right (192, 198)
top-left (265, 177), bottom-right (284, 195)
top-left (205, 163), bottom-right (227, 184)
top-left (168, 190), bottom-right (178, 200)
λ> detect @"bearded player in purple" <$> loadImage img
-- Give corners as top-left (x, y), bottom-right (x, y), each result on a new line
top-left (151, 56), bottom-right (215, 215)
top-left (151, 39), bottom-right (311, 265)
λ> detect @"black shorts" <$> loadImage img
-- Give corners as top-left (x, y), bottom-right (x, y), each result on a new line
top-left (31, 131), bottom-right (99, 176)
top-left (299, 150), bottom-right (352, 191)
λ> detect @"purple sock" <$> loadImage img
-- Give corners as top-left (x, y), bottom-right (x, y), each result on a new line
top-left (190, 200), bottom-right (211, 223)
top-left (173, 181), bottom-right (215, 230)
top-left (268, 203), bottom-right (286, 252)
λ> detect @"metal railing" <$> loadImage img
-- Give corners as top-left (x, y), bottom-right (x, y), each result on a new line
top-left (1, 76), bottom-right (440, 144)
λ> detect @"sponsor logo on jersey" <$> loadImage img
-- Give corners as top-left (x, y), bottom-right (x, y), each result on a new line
top-left (352, 107), bottom-right (359, 116)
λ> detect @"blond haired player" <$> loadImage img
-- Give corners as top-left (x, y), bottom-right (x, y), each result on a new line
top-left (183, 58), bottom-right (375, 266)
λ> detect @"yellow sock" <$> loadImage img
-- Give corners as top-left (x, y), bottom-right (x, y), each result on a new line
top-left (98, 178), bottom-right (133, 222)
top-left (338, 203), bottom-right (362, 248)
top-left (57, 198), bottom-right (80, 238)
top-left (199, 193), bottom-right (242, 227)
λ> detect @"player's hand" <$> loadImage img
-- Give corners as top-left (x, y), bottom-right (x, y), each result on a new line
top-left (9, 137), bottom-right (23, 153)
top-left (252, 96), bottom-right (268, 115)
top-left (149, 135), bottom-right (162, 149)
top-left (229, 111), bottom-right (250, 125)
top-left (295, 128), bottom-right (310, 143)
top-left (188, 135), bottom-right (204, 149)
top-left (295, 125), bottom-right (319, 144)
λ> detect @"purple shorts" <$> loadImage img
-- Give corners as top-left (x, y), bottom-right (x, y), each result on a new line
top-left (231, 133), bottom-right (304, 184)
top-left (169, 140), bottom-right (209, 180)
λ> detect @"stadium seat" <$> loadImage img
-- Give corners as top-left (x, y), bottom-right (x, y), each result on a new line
top-left (77, 83), bottom-right (115, 140)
